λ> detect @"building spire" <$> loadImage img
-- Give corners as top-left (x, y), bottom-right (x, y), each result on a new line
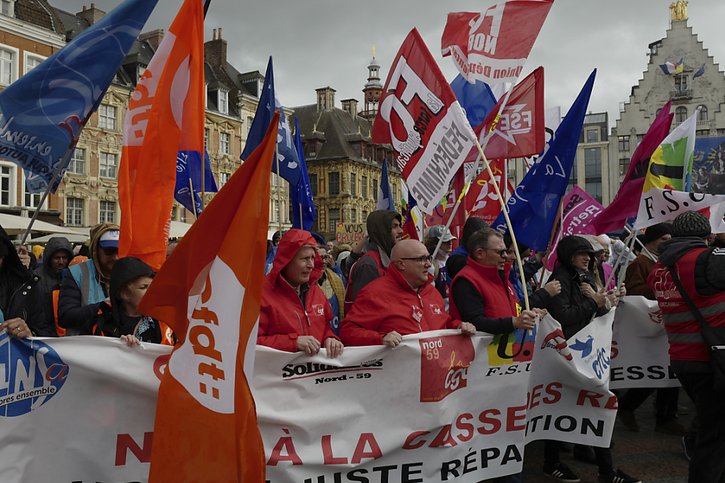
top-left (670, 0), bottom-right (688, 22)
top-left (361, 47), bottom-right (382, 121)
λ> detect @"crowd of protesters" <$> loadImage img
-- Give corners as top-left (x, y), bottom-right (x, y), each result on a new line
top-left (2, 208), bottom-right (723, 482)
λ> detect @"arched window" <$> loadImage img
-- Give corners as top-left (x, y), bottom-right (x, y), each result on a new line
top-left (676, 106), bottom-right (688, 124)
top-left (698, 105), bottom-right (708, 122)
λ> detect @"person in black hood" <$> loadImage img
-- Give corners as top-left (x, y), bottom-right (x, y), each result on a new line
top-left (446, 216), bottom-right (489, 282)
top-left (0, 226), bottom-right (54, 338)
top-left (34, 236), bottom-right (72, 334)
top-left (343, 210), bottom-right (403, 313)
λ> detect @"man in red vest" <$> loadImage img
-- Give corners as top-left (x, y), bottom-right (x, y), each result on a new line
top-left (648, 211), bottom-right (725, 483)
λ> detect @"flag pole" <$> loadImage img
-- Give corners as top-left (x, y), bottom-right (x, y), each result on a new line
top-left (201, 153), bottom-right (206, 211)
top-left (188, 177), bottom-right (198, 219)
top-left (275, 143), bottom-right (282, 231)
top-left (538, 196), bottom-right (565, 286)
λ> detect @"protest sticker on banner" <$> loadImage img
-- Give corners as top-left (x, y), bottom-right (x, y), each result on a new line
top-left (336, 223), bottom-right (365, 244)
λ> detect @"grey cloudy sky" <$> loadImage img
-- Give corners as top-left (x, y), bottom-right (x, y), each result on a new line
top-left (56, 0), bottom-right (725, 127)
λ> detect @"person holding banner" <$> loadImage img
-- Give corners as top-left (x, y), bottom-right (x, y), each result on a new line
top-left (258, 229), bottom-right (343, 357)
top-left (648, 211), bottom-right (725, 483)
top-left (340, 239), bottom-right (475, 347)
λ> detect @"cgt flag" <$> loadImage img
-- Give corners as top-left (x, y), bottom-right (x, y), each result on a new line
top-left (0, 0), bottom-right (157, 193)
top-left (141, 114), bottom-right (279, 482)
top-left (441, 1), bottom-right (553, 86)
top-left (119, 0), bottom-right (204, 270)
top-left (372, 28), bottom-right (476, 215)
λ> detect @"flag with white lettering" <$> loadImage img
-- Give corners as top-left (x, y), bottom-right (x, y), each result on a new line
top-left (139, 113), bottom-right (278, 482)
top-left (465, 159), bottom-right (513, 225)
top-left (372, 28), bottom-right (476, 215)
top-left (441, 1), bottom-right (554, 86)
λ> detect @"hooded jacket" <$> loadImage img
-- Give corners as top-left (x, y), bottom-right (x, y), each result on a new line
top-left (258, 229), bottom-right (337, 352)
top-left (340, 264), bottom-right (459, 346)
top-left (34, 237), bottom-right (72, 329)
top-left (547, 235), bottom-right (607, 338)
top-left (0, 226), bottom-right (53, 336)
top-left (344, 210), bottom-right (402, 313)
top-left (58, 223), bottom-right (119, 334)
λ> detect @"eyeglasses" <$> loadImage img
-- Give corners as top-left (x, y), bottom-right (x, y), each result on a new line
top-left (400, 255), bottom-right (433, 263)
top-left (485, 248), bottom-right (508, 258)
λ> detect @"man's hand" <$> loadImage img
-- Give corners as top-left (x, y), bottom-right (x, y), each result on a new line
top-left (297, 336), bottom-right (321, 356)
top-left (120, 334), bottom-right (141, 347)
top-left (1, 317), bottom-right (31, 339)
top-left (459, 322), bottom-right (476, 336)
top-left (513, 310), bottom-right (537, 330)
top-left (324, 338), bottom-right (344, 358)
top-left (382, 331), bottom-right (402, 348)
top-left (533, 308), bottom-right (548, 319)
top-left (581, 283), bottom-right (606, 307)
top-left (544, 280), bottom-right (561, 296)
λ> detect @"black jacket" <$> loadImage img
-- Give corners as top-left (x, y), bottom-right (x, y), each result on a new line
top-left (34, 237), bottom-right (72, 329)
top-left (658, 236), bottom-right (725, 296)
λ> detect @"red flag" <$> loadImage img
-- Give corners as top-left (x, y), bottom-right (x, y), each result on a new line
top-left (441, 1), bottom-right (553, 86)
top-left (590, 102), bottom-right (673, 234)
top-left (372, 28), bottom-right (476, 215)
top-left (140, 110), bottom-right (278, 481)
top-left (119, 0), bottom-right (205, 270)
top-left (474, 66), bottom-right (545, 160)
top-left (464, 159), bottom-right (510, 224)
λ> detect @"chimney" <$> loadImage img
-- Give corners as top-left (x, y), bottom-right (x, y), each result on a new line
top-left (76, 3), bottom-right (106, 25)
top-left (341, 99), bottom-right (358, 119)
top-left (138, 29), bottom-right (165, 51)
top-left (316, 87), bottom-right (336, 111)
top-left (204, 27), bottom-right (227, 67)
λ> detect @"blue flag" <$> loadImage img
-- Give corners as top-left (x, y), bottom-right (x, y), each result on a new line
top-left (174, 150), bottom-right (218, 216)
top-left (376, 159), bottom-right (395, 211)
top-left (693, 64), bottom-right (705, 79)
top-left (290, 118), bottom-right (315, 230)
top-left (492, 70), bottom-right (596, 251)
top-left (0, 0), bottom-right (158, 193)
top-left (240, 57), bottom-right (300, 185)
top-left (450, 74), bottom-right (498, 128)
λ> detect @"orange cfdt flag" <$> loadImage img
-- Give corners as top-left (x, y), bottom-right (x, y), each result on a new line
top-left (119, 0), bottom-right (205, 270)
top-left (142, 113), bottom-right (279, 483)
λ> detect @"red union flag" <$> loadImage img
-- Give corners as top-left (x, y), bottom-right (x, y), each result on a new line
top-left (441, 1), bottom-right (553, 85)
top-left (476, 66), bottom-right (544, 159)
top-left (372, 28), bottom-right (476, 215)
top-left (465, 159), bottom-right (514, 224)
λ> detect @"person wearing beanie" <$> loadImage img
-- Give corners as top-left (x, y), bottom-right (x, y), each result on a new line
top-left (648, 211), bottom-right (725, 482)
top-left (619, 222), bottom-right (683, 436)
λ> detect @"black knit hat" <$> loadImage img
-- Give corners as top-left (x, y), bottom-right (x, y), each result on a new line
top-left (672, 211), bottom-right (711, 238)
top-left (643, 222), bottom-right (673, 245)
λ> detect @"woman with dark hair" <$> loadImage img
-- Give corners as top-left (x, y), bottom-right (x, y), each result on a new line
top-left (93, 257), bottom-right (174, 346)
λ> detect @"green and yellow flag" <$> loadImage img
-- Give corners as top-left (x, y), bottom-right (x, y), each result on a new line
top-left (642, 110), bottom-right (697, 193)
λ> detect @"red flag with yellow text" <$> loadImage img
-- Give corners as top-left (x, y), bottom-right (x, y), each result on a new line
top-left (119, 0), bottom-right (204, 270)
top-left (140, 113), bottom-right (279, 482)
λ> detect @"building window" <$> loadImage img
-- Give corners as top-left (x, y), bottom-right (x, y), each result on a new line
top-left (219, 132), bottom-right (230, 154)
top-left (23, 171), bottom-right (46, 209)
top-left (362, 210), bottom-right (368, 222)
top-left (619, 157), bottom-right (629, 176)
top-left (372, 179), bottom-right (378, 201)
top-left (361, 175), bottom-right (368, 198)
top-left (0, 163), bottom-right (14, 206)
top-left (309, 173), bottom-right (317, 197)
top-left (99, 200), bottom-right (115, 223)
top-left (219, 171), bottom-right (230, 187)
top-left (1, 0), bottom-right (15, 16)
top-left (218, 90), bottom-right (229, 114)
top-left (329, 172), bottom-right (340, 196)
top-left (350, 173), bottom-right (357, 196)
top-left (674, 74), bottom-right (688, 93)
top-left (350, 207), bottom-right (357, 223)
top-left (246, 116), bottom-right (254, 135)
top-left (270, 199), bottom-right (279, 223)
top-left (675, 106), bottom-right (687, 124)
top-left (98, 104), bottom-right (117, 130)
top-left (618, 136), bottom-right (630, 152)
top-left (698, 105), bottom-right (708, 122)
top-left (66, 198), bottom-right (84, 226)
top-left (204, 128), bottom-right (209, 148)
top-left (586, 181), bottom-right (602, 203)
top-left (584, 148), bottom-right (601, 177)
top-left (0, 47), bottom-right (15, 85)
top-left (68, 147), bottom-right (86, 174)
top-left (696, 129), bottom-right (710, 137)
top-left (328, 208), bottom-right (340, 230)
top-left (100, 152), bottom-right (118, 178)
top-left (586, 129), bottom-right (599, 143)
top-left (23, 53), bottom-right (44, 74)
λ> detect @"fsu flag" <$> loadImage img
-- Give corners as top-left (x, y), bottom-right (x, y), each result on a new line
top-left (372, 28), bottom-right (476, 215)
top-left (119, 0), bottom-right (204, 270)
top-left (141, 114), bottom-right (279, 482)
top-left (441, 1), bottom-right (554, 86)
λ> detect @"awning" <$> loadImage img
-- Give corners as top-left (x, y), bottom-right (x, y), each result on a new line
top-left (0, 213), bottom-right (81, 236)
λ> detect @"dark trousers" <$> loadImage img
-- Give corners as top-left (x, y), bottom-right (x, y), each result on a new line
top-left (677, 372), bottom-right (725, 483)
top-left (544, 440), bottom-right (613, 474)
top-left (618, 386), bottom-right (679, 421)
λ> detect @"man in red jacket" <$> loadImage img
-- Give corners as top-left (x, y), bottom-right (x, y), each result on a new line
top-left (257, 229), bottom-right (343, 358)
top-left (340, 239), bottom-right (475, 347)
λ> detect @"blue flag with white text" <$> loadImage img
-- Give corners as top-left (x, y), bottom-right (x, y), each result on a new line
top-left (492, 70), bottom-right (596, 251)
top-left (450, 74), bottom-right (498, 128)
top-left (174, 150), bottom-right (218, 216)
top-left (240, 57), bottom-right (300, 185)
top-left (290, 118), bottom-right (315, 230)
top-left (0, 0), bottom-right (158, 193)
top-left (376, 159), bottom-right (395, 211)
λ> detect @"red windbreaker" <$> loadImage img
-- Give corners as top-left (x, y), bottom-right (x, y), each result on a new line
top-left (340, 264), bottom-right (460, 346)
top-left (258, 230), bottom-right (337, 352)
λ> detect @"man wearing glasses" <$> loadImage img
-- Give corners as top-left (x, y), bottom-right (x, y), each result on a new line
top-left (339, 239), bottom-right (475, 347)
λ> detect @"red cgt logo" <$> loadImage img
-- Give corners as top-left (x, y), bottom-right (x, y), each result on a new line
top-left (419, 335), bottom-right (475, 403)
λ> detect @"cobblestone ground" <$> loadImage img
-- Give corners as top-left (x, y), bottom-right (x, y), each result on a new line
top-left (520, 391), bottom-right (693, 483)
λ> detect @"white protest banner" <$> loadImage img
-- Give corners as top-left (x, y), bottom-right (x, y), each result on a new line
top-left (634, 187), bottom-right (725, 230)
top-left (610, 296), bottom-right (680, 389)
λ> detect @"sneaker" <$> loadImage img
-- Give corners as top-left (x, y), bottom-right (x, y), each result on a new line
top-left (682, 434), bottom-right (694, 461)
top-left (599, 468), bottom-right (642, 483)
top-left (655, 419), bottom-right (687, 436)
top-left (544, 462), bottom-right (581, 482)
top-left (617, 409), bottom-right (639, 432)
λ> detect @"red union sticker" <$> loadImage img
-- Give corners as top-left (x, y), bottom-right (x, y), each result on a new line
top-left (419, 335), bottom-right (475, 402)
